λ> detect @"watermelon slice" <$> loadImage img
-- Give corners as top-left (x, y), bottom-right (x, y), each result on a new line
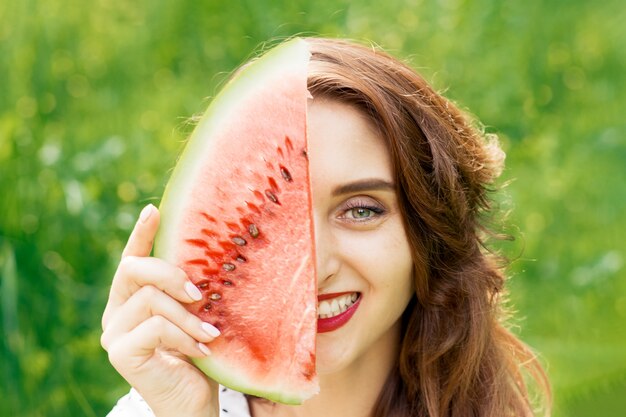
top-left (154, 39), bottom-right (318, 404)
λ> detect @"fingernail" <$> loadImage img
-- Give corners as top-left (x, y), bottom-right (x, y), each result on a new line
top-left (198, 342), bottom-right (211, 356)
top-left (184, 281), bottom-right (203, 301)
top-left (201, 322), bottom-right (221, 338)
top-left (139, 204), bottom-right (155, 223)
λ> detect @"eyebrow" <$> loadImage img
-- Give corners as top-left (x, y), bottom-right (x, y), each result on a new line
top-left (331, 179), bottom-right (395, 196)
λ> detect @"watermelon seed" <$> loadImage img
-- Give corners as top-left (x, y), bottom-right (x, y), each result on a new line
top-left (197, 282), bottom-right (210, 289)
top-left (235, 254), bottom-right (247, 263)
top-left (280, 166), bottom-right (292, 182)
top-left (201, 228), bottom-right (218, 238)
top-left (253, 190), bottom-right (265, 201)
top-left (268, 176), bottom-right (279, 192)
top-left (222, 280), bottom-right (233, 286)
top-left (249, 224), bottom-right (260, 238)
top-left (210, 293), bottom-right (222, 301)
top-left (203, 303), bottom-right (212, 311)
top-left (301, 149), bottom-right (308, 159)
top-left (265, 189), bottom-right (280, 205)
top-left (185, 238), bottom-right (209, 248)
top-left (222, 263), bottom-right (236, 272)
top-left (200, 212), bottom-right (217, 223)
top-left (245, 201), bottom-right (261, 215)
top-left (187, 259), bottom-right (209, 267)
top-left (285, 135), bottom-right (294, 151)
top-left (232, 236), bottom-right (247, 246)
top-left (225, 222), bottom-right (240, 232)
top-left (218, 241), bottom-right (236, 251)
top-left (202, 267), bottom-right (220, 276)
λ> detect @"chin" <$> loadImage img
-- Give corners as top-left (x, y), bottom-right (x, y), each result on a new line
top-left (314, 333), bottom-right (358, 375)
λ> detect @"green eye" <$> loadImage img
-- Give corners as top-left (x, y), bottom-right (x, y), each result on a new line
top-left (350, 207), bottom-right (373, 218)
top-left (341, 199), bottom-right (385, 223)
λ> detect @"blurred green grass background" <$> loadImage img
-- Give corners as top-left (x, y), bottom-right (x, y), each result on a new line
top-left (1, 0), bottom-right (624, 416)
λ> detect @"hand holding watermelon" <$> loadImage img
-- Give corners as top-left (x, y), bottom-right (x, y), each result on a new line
top-left (101, 204), bottom-right (222, 417)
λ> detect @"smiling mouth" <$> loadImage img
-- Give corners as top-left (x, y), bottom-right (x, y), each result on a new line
top-left (317, 292), bottom-right (359, 319)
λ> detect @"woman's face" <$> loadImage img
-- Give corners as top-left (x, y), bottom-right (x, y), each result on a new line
top-left (308, 99), bottom-right (414, 375)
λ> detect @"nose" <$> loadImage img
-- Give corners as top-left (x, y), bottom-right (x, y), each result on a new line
top-left (313, 210), bottom-right (340, 289)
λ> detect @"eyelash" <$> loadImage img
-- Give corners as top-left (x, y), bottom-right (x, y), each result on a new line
top-left (339, 198), bottom-right (386, 222)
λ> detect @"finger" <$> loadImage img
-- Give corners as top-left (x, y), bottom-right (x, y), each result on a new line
top-left (122, 204), bottom-right (160, 259)
top-left (102, 256), bottom-right (202, 328)
top-left (106, 315), bottom-right (211, 373)
top-left (101, 285), bottom-right (220, 350)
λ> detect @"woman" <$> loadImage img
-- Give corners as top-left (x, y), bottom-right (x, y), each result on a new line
top-left (102, 38), bottom-right (550, 417)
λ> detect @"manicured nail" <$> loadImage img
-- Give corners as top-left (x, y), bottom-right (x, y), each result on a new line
top-left (198, 342), bottom-right (211, 356)
top-left (184, 281), bottom-right (203, 301)
top-left (201, 322), bottom-right (221, 338)
top-left (139, 204), bottom-right (155, 223)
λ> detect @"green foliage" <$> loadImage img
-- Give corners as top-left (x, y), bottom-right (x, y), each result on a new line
top-left (1, 0), bottom-right (624, 415)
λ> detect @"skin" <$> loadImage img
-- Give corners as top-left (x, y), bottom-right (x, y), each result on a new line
top-left (101, 99), bottom-right (415, 417)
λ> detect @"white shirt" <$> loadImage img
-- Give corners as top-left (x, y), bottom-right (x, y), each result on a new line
top-left (107, 386), bottom-right (251, 417)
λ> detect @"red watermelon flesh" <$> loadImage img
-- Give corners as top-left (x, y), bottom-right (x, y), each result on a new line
top-left (154, 39), bottom-right (318, 404)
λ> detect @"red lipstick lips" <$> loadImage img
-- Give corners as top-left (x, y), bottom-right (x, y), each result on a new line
top-left (317, 293), bottom-right (361, 333)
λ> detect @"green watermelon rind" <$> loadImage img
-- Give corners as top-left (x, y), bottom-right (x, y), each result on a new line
top-left (154, 38), bottom-right (315, 405)
top-left (194, 335), bottom-right (314, 405)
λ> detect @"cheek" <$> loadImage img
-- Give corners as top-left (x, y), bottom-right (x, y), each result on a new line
top-left (342, 223), bottom-right (414, 296)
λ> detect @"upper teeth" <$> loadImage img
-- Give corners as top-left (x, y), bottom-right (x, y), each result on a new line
top-left (318, 293), bottom-right (358, 319)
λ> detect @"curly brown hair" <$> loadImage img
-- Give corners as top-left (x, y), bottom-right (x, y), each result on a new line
top-left (306, 37), bottom-right (550, 417)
